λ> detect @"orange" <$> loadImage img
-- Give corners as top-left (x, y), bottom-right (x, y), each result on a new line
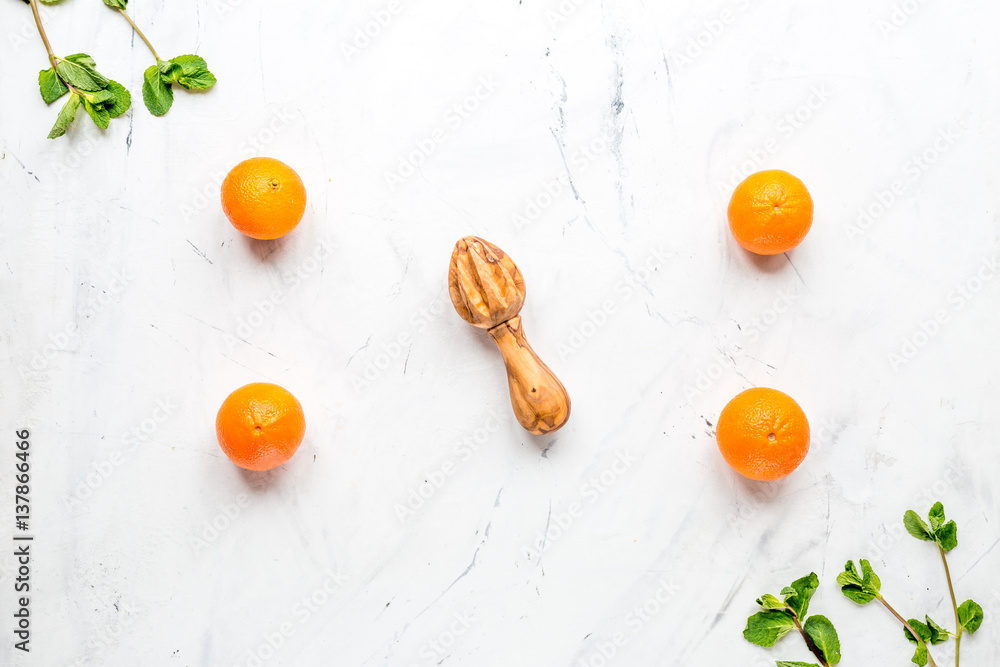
top-left (216, 382), bottom-right (306, 471)
top-left (716, 387), bottom-right (810, 481)
top-left (220, 157), bottom-right (307, 240)
top-left (727, 170), bottom-right (813, 255)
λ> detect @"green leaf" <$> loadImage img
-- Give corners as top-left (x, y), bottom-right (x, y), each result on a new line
top-left (757, 594), bottom-right (786, 610)
top-left (785, 573), bottom-right (819, 619)
top-left (904, 510), bottom-right (934, 541)
top-left (177, 68), bottom-right (217, 91)
top-left (934, 521), bottom-right (958, 552)
top-left (38, 68), bottom-right (69, 104)
top-left (837, 560), bottom-right (880, 605)
top-left (83, 98), bottom-right (110, 129)
top-left (101, 0), bottom-right (128, 7)
top-left (776, 663), bottom-right (820, 667)
top-left (168, 54), bottom-right (217, 90)
top-left (905, 618), bottom-right (932, 644)
top-left (927, 502), bottom-right (946, 531)
top-left (803, 615), bottom-right (841, 665)
top-left (157, 59), bottom-right (181, 78)
top-left (103, 80), bottom-right (132, 118)
top-left (142, 64), bottom-right (173, 116)
top-left (63, 53), bottom-right (97, 69)
top-left (83, 88), bottom-right (115, 106)
top-left (47, 93), bottom-right (81, 139)
top-left (743, 610), bottom-right (796, 647)
top-left (924, 616), bottom-right (949, 644)
top-left (56, 54), bottom-right (109, 92)
top-left (170, 54), bottom-right (209, 73)
top-left (958, 600), bottom-right (983, 634)
top-left (910, 642), bottom-right (928, 667)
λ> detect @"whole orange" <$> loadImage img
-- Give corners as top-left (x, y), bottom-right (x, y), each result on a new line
top-left (727, 170), bottom-right (813, 255)
top-left (716, 387), bottom-right (810, 481)
top-left (220, 157), bottom-right (307, 240)
top-left (216, 382), bottom-right (306, 471)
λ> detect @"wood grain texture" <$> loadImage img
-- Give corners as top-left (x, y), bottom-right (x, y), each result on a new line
top-left (488, 316), bottom-right (571, 434)
top-left (449, 236), bottom-right (571, 435)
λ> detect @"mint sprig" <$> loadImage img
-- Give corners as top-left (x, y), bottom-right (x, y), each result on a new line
top-left (142, 55), bottom-right (216, 116)
top-left (744, 573), bottom-right (841, 667)
top-left (26, 0), bottom-right (215, 138)
top-left (103, 3), bottom-right (216, 116)
top-left (37, 53), bottom-right (131, 138)
top-left (839, 503), bottom-right (985, 667)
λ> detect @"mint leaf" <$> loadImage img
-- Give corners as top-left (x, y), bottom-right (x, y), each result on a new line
top-left (785, 573), bottom-right (819, 619)
top-left (170, 54), bottom-right (208, 74)
top-left (905, 618), bottom-right (932, 644)
top-left (103, 80), bottom-right (132, 118)
top-left (47, 93), bottom-right (81, 139)
top-left (38, 67), bottom-right (69, 104)
top-left (927, 502), bottom-right (946, 531)
top-left (83, 98), bottom-right (111, 129)
top-left (757, 594), bottom-right (785, 610)
top-left (157, 58), bottom-right (181, 78)
top-left (743, 610), bottom-right (796, 647)
top-left (860, 559), bottom-right (881, 593)
top-left (177, 67), bottom-right (216, 91)
top-left (101, 0), bottom-right (128, 7)
top-left (958, 600), bottom-right (983, 634)
top-left (803, 615), bottom-right (840, 665)
top-left (63, 53), bottom-right (97, 70)
top-left (776, 663), bottom-right (820, 667)
top-left (934, 520), bottom-right (958, 552)
top-left (56, 58), bottom-right (107, 92)
top-left (924, 616), bottom-right (949, 644)
top-left (904, 510), bottom-right (934, 541)
top-left (910, 642), bottom-right (928, 667)
top-left (142, 64), bottom-right (173, 116)
top-left (838, 560), bottom-right (880, 605)
top-left (168, 54), bottom-right (217, 90)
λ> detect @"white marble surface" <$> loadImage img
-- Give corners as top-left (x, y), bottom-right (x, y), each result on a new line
top-left (2, 0), bottom-right (1000, 665)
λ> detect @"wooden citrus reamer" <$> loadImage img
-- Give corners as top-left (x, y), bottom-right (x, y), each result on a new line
top-left (448, 236), bottom-right (571, 435)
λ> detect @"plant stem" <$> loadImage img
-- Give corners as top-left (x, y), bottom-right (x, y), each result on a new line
top-left (790, 612), bottom-right (830, 667)
top-left (877, 595), bottom-right (939, 667)
top-left (939, 547), bottom-right (961, 667)
top-left (28, 0), bottom-right (59, 71)
top-left (117, 7), bottom-right (160, 61)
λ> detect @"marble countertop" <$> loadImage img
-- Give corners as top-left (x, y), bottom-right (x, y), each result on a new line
top-left (2, 0), bottom-right (999, 665)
